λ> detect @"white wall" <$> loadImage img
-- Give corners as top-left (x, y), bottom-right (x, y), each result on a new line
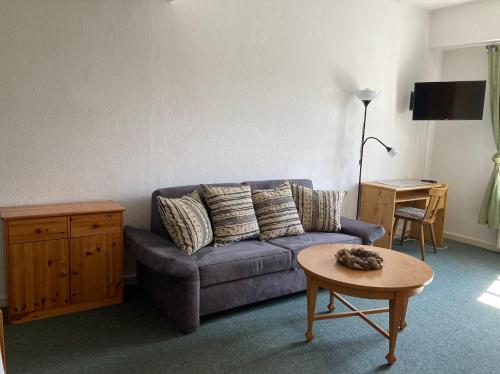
top-left (428, 0), bottom-right (500, 249)
top-left (430, 46), bottom-right (498, 248)
top-left (0, 0), bottom-right (432, 300)
top-left (431, 0), bottom-right (500, 49)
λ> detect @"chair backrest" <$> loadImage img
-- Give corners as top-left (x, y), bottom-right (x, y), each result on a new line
top-left (424, 184), bottom-right (448, 221)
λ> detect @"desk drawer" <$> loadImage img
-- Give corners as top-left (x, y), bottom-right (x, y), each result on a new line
top-left (70, 212), bottom-right (121, 237)
top-left (8, 217), bottom-right (68, 244)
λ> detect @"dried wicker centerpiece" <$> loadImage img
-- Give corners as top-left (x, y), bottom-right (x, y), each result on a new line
top-left (335, 248), bottom-right (383, 271)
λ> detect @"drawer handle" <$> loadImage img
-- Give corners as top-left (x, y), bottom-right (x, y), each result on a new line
top-left (91, 224), bottom-right (100, 229)
top-left (35, 228), bottom-right (43, 234)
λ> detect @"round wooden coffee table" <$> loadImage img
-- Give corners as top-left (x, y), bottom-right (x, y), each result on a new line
top-left (297, 244), bottom-right (433, 364)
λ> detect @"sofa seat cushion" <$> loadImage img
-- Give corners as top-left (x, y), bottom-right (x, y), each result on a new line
top-left (268, 232), bottom-right (362, 267)
top-left (194, 240), bottom-right (292, 287)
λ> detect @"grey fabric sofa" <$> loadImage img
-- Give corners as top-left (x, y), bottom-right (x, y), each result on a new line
top-left (124, 179), bottom-right (385, 333)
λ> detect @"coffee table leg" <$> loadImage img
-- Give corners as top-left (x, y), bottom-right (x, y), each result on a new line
top-left (400, 297), bottom-right (409, 330)
top-left (327, 291), bottom-right (335, 312)
top-left (305, 276), bottom-right (318, 342)
top-left (386, 293), bottom-right (405, 364)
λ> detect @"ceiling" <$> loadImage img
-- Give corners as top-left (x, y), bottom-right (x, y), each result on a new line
top-left (392, 0), bottom-right (478, 10)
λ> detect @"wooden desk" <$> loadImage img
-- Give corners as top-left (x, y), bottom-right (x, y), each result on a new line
top-left (360, 181), bottom-right (448, 249)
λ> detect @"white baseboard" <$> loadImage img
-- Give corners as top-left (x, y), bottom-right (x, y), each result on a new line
top-left (444, 231), bottom-right (500, 252)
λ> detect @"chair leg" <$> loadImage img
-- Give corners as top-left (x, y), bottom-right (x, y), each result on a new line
top-left (392, 217), bottom-right (400, 245)
top-left (429, 223), bottom-right (437, 253)
top-left (400, 220), bottom-right (408, 246)
top-left (419, 223), bottom-right (426, 262)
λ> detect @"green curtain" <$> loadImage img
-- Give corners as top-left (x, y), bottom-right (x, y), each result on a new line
top-left (479, 46), bottom-right (500, 229)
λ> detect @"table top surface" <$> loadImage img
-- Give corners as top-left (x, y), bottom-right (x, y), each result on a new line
top-left (362, 179), bottom-right (441, 191)
top-left (297, 244), bottom-right (433, 292)
top-left (0, 200), bottom-right (126, 221)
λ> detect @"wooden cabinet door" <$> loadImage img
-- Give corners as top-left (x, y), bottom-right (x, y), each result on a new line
top-left (70, 234), bottom-right (123, 303)
top-left (9, 239), bottom-right (70, 317)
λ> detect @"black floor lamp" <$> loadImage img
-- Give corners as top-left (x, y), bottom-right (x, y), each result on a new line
top-left (354, 89), bottom-right (397, 219)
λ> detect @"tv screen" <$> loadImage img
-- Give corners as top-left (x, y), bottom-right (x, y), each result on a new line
top-left (412, 81), bottom-right (486, 121)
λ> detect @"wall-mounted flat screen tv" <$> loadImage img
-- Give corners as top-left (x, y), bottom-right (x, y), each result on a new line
top-left (412, 81), bottom-right (486, 120)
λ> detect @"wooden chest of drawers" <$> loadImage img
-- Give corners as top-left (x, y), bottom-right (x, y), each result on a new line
top-left (0, 201), bottom-right (126, 324)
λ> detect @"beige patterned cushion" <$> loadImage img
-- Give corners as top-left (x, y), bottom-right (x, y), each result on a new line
top-left (251, 181), bottom-right (305, 241)
top-left (291, 183), bottom-right (346, 232)
top-left (157, 191), bottom-right (213, 255)
top-left (395, 206), bottom-right (425, 220)
top-left (202, 185), bottom-right (260, 247)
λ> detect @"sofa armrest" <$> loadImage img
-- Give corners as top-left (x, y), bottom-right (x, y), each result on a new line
top-left (125, 226), bottom-right (201, 333)
top-left (340, 216), bottom-right (385, 245)
top-left (124, 226), bottom-right (199, 279)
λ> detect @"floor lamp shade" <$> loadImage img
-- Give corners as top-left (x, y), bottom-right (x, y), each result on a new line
top-left (354, 89), bottom-right (380, 102)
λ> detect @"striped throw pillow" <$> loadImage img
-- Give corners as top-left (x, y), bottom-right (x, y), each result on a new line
top-left (291, 183), bottom-right (346, 232)
top-left (251, 181), bottom-right (305, 241)
top-left (202, 185), bottom-right (260, 247)
top-left (157, 191), bottom-right (213, 255)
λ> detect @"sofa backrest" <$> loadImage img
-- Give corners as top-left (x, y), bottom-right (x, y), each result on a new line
top-left (151, 179), bottom-right (313, 239)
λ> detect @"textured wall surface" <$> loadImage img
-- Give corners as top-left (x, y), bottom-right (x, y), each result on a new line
top-left (0, 0), bottom-right (432, 300)
top-left (430, 0), bottom-right (500, 48)
top-left (431, 46), bottom-right (498, 248)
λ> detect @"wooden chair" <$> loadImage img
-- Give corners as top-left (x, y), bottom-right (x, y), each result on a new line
top-left (392, 185), bottom-right (448, 261)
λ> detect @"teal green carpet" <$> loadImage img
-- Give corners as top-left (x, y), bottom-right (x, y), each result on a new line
top-left (5, 239), bottom-right (500, 373)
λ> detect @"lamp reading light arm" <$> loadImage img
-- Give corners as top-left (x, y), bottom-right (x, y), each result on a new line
top-left (363, 136), bottom-right (391, 151)
top-left (358, 137), bottom-right (392, 167)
